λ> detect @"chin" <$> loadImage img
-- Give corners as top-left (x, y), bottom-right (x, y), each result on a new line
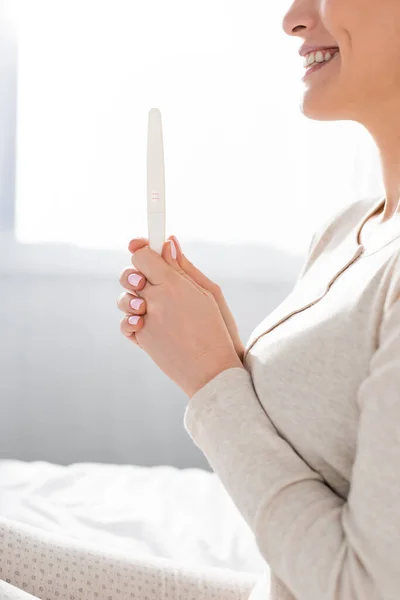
top-left (300, 89), bottom-right (359, 122)
top-left (298, 55), bottom-right (352, 122)
top-left (299, 94), bottom-right (347, 121)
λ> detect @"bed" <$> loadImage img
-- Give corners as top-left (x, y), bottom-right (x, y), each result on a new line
top-left (0, 460), bottom-right (266, 578)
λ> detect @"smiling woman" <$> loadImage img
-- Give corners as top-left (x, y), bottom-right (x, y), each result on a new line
top-left (3, 1), bottom-right (400, 600)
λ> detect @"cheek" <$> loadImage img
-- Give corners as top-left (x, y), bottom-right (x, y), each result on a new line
top-left (320, 0), bottom-right (344, 25)
top-left (320, 0), bottom-right (396, 93)
top-left (320, 0), bottom-right (352, 50)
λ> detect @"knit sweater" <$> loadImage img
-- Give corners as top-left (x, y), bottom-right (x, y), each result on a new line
top-left (183, 195), bottom-right (400, 600)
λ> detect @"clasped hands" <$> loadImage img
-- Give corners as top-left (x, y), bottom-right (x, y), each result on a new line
top-left (117, 235), bottom-right (245, 398)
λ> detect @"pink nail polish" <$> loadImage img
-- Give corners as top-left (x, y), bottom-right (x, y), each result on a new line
top-left (128, 273), bottom-right (143, 286)
top-left (130, 298), bottom-right (144, 310)
top-left (128, 316), bottom-right (140, 325)
top-left (174, 237), bottom-right (182, 254)
top-left (169, 240), bottom-right (177, 259)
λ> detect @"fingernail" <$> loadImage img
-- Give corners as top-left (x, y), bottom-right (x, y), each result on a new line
top-left (128, 273), bottom-right (143, 286)
top-left (130, 298), bottom-right (144, 310)
top-left (169, 240), bottom-right (177, 259)
top-left (173, 237), bottom-right (182, 254)
top-left (128, 316), bottom-right (140, 325)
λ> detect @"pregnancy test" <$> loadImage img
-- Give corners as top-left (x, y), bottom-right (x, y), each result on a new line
top-left (147, 108), bottom-right (166, 255)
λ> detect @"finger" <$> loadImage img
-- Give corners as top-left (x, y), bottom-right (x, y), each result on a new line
top-left (116, 292), bottom-right (146, 315)
top-left (166, 234), bottom-right (201, 277)
top-left (162, 238), bottom-right (182, 270)
top-left (120, 313), bottom-right (145, 339)
top-left (170, 237), bottom-right (220, 296)
top-left (129, 236), bottom-right (182, 274)
top-left (168, 235), bottom-right (183, 256)
top-left (119, 267), bottom-right (147, 294)
top-left (173, 246), bottom-right (221, 298)
top-left (163, 235), bottom-right (213, 297)
top-left (124, 329), bottom-right (141, 348)
top-left (128, 237), bottom-right (150, 255)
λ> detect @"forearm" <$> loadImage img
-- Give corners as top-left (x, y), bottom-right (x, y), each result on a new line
top-left (184, 354), bottom-right (400, 600)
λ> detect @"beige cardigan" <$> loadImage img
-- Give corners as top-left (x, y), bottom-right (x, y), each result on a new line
top-left (184, 195), bottom-right (400, 600)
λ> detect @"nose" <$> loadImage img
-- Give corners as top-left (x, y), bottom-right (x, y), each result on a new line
top-left (281, 0), bottom-right (316, 38)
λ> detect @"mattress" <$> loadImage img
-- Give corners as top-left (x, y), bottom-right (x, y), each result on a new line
top-left (0, 460), bottom-right (266, 576)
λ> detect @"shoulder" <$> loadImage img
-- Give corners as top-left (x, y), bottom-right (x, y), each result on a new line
top-left (309, 195), bottom-right (379, 257)
top-left (298, 196), bottom-right (380, 281)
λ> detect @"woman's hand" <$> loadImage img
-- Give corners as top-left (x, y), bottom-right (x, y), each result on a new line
top-left (118, 235), bottom-right (245, 362)
top-left (117, 236), bottom-right (244, 398)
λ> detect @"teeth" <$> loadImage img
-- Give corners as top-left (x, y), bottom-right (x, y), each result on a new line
top-left (304, 49), bottom-right (339, 68)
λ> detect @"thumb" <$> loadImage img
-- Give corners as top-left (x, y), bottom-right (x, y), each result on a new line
top-left (168, 235), bottom-right (219, 295)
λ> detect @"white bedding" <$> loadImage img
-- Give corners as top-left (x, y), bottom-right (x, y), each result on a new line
top-left (0, 460), bottom-right (265, 576)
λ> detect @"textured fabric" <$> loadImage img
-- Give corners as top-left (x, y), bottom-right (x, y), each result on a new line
top-left (0, 516), bottom-right (258, 599)
top-left (184, 195), bottom-right (400, 600)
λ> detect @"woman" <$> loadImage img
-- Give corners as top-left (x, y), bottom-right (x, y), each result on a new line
top-left (2, 0), bottom-right (400, 599)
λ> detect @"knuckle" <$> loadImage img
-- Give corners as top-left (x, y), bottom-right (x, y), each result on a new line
top-left (116, 294), bottom-right (122, 309)
top-left (119, 267), bottom-right (133, 285)
top-left (118, 268), bottom-right (129, 285)
top-left (210, 282), bottom-right (222, 297)
top-left (120, 315), bottom-right (143, 337)
top-left (117, 292), bottom-right (129, 312)
top-left (120, 318), bottom-right (129, 335)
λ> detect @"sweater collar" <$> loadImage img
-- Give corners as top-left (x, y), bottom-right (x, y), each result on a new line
top-left (354, 195), bottom-right (400, 257)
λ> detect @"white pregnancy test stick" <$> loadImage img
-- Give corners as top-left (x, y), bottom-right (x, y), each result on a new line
top-left (147, 108), bottom-right (166, 255)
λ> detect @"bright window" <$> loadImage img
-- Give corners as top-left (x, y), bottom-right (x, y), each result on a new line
top-left (13, 0), bottom-right (383, 254)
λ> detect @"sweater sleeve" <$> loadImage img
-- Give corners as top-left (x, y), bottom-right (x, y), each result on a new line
top-left (183, 293), bottom-right (400, 600)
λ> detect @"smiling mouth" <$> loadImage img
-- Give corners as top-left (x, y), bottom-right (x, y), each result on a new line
top-left (302, 51), bottom-right (340, 78)
top-left (304, 49), bottom-right (340, 70)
